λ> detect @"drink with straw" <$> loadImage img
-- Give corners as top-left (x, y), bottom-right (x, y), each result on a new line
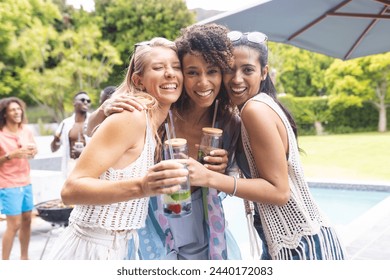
top-left (162, 137), bottom-right (192, 218)
top-left (197, 127), bottom-right (223, 164)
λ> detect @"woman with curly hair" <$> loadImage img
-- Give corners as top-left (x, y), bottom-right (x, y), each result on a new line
top-left (147, 23), bottom-right (242, 260)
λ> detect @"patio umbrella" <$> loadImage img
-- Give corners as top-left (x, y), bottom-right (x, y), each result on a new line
top-left (198, 0), bottom-right (390, 60)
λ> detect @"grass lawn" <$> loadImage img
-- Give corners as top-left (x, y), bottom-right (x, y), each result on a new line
top-left (298, 131), bottom-right (390, 184)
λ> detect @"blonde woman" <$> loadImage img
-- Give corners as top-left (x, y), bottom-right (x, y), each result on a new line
top-left (48, 37), bottom-right (185, 260)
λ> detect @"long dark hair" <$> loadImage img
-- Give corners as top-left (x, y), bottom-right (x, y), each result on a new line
top-left (0, 97), bottom-right (27, 130)
top-left (231, 35), bottom-right (298, 139)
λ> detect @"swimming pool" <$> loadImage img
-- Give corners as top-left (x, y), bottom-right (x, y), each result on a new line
top-left (310, 187), bottom-right (390, 225)
top-left (223, 184), bottom-right (390, 259)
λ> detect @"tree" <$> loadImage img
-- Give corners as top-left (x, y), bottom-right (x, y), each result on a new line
top-left (270, 43), bottom-right (334, 97)
top-left (94, 0), bottom-right (195, 85)
top-left (363, 54), bottom-right (390, 132)
top-left (0, 0), bottom-right (121, 121)
top-left (325, 53), bottom-right (390, 132)
top-left (0, 0), bottom-right (62, 100)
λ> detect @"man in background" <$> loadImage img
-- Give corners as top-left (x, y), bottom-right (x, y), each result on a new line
top-left (50, 91), bottom-right (91, 179)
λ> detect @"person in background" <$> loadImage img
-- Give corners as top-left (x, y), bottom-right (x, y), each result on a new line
top-left (47, 37), bottom-right (185, 260)
top-left (50, 91), bottom-right (91, 178)
top-left (99, 86), bottom-right (116, 105)
top-left (185, 30), bottom-right (346, 260)
top-left (0, 97), bottom-right (37, 260)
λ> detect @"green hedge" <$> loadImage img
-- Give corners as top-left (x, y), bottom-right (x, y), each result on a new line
top-left (279, 94), bottom-right (388, 135)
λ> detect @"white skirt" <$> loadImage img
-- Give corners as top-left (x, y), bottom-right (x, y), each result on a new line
top-left (47, 223), bottom-right (139, 260)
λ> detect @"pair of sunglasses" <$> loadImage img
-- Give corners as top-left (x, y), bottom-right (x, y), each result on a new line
top-left (78, 98), bottom-right (91, 104)
top-left (227, 31), bottom-right (268, 45)
top-left (133, 41), bottom-right (151, 55)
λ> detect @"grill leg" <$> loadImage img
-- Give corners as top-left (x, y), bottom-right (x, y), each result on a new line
top-left (40, 228), bottom-right (54, 260)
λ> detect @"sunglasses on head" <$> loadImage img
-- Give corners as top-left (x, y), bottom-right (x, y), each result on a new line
top-left (133, 41), bottom-right (151, 55)
top-left (78, 98), bottom-right (91, 104)
top-left (227, 31), bottom-right (268, 46)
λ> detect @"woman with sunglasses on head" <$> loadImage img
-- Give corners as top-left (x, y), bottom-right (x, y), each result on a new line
top-left (47, 37), bottom-right (186, 260)
top-left (186, 31), bottom-right (346, 260)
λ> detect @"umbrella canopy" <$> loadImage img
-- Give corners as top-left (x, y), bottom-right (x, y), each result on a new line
top-left (198, 0), bottom-right (390, 60)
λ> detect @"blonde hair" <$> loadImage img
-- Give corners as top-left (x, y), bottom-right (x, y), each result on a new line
top-left (115, 37), bottom-right (179, 160)
top-left (117, 37), bottom-right (178, 94)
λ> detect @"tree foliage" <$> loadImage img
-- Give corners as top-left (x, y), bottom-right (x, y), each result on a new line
top-left (0, 0), bottom-right (121, 121)
top-left (325, 53), bottom-right (390, 132)
top-left (94, 0), bottom-right (195, 85)
top-left (270, 43), bottom-right (334, 97)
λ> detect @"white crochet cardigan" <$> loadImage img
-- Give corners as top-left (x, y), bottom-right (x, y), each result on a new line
top-left (69, 112), bottom-right (155, 231)
top-left (241, 93), bottom-right (344, 260)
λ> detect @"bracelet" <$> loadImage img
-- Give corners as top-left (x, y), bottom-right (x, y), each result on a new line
top-left (229, 176), bottom-right (238, 197)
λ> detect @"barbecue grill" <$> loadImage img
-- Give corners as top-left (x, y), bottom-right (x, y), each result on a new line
top-left (34, 199), bottom-right (73, 259)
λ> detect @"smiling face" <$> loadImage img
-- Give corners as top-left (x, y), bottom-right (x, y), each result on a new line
top-left (133, 47), bottom-right (183, 108)
top-left (5, 102), bottom-right (23, 125)
top-left (182, 52), bottom-right (222, 109)
top-left (223, 46), bottom-right (268, 107)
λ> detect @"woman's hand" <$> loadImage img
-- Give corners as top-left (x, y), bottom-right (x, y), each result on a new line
top-left (183, 157), bottom-right (211, 187)
top-left (102, 93), bottom-right (145, 117)
top-left (201, 148), bottom-right (228, 174)
top-left (141, 160), bottom-right (188, 197)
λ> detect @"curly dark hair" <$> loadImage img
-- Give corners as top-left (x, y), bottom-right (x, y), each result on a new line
top-left (176, 23), bottom-right (234, 72)
top-left (173, 23), bottom-right (235, 123)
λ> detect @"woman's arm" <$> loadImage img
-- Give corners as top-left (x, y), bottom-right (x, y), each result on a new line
top-left (62, 110), bottom-right (187, 205)
top-left (186, 101), bottom-right (290, 206)
top-left (86, 93), bottom-right (146, 136)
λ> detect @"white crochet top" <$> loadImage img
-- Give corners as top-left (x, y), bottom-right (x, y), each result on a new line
top-left (241, 93), bottom-right (335, 259)
top-left (69, 112), bottom-right (155, 231)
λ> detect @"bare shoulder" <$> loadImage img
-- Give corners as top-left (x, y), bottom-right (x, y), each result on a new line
top-left (94, 109), bottom-right (147, 142)
top-left (106, 109), bottom-right (146, 129)
top-left (241, 99), bottom-right (275, 124)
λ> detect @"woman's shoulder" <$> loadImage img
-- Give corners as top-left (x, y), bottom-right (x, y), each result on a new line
top-left (241, 96), bottom-right (279, 127)
top-left (102, 109), bottom-right (147, 134)
top-left (242, 96), bottom-right (271, 114)
top-left (111, 109), bottom-right (146, 122)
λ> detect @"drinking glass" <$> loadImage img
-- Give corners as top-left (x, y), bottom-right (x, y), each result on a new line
top-left (162, 138), bottom-right (192, 218)
top-left (197, 127), bottom-right (223, 164)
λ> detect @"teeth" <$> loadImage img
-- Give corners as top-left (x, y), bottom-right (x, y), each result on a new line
top-left (161, 84), bottom-right (177, 89)
top-left (195, 90), bottom-right (212, 97)
top-left (231, 87), bottom-right (246, 94)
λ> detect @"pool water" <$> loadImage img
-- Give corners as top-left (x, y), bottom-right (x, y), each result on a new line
top-left (223, 187), bottom-right (390, 259)
top-left (310, 187), bottom-right (389, 225)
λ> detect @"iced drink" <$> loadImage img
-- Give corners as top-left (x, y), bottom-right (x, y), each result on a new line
top-left (162, 138), bottom-right (192, 218)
